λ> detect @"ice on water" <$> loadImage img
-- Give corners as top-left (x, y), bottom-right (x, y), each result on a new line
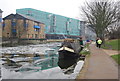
top-left (0, 42), bottom-right (84, 79)
top-left (1, 61), bottom-right (84, 79)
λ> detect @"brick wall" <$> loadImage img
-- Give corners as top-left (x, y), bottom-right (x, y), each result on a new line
top-left (2, 19), bottom-right (11, 38)
top-left (2, 19), bottom-right (45, 39)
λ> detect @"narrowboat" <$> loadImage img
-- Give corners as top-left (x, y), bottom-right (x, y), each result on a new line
top-left (58, 38), bottom-right (81, 70)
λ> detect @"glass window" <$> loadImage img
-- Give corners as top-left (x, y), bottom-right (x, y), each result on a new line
top-left (34, 28), bottom-right (40, 32)
top-left (13, 19), bottom-right (16, 22)
top-left (12, 32), bottom-right (17, 37)
top-left (12, 22), bottom-right (16, 27)
top-left (12, 29), bottom-right (16, 32)
top-left (2, 22), bottom-right (5, 30)
top-left (24, 20), bottom-right (29, 28)
top-left (24, 23), bottom-right (28, 28)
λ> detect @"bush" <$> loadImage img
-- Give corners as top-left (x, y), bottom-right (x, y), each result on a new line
top-left (80, 48), bottom-right (90, 55)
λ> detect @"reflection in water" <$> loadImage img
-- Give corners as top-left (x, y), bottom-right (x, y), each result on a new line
top-left (1, 43), bottom-right (79, 74)
top-left (14, 54), bottom-right (58, 72)
top-left (1, 47), bottom-right (59, 72)
top-left (33, 54), bottom-right (58, 70)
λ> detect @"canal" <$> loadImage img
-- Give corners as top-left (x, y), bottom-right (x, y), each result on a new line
top-left (0, 43), bottom-right (61, 72)
top-left (0, 42), bottom-right (84, 79)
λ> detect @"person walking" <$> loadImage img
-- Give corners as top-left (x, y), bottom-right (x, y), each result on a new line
top-left (96, 37), bottom-right (99, 47)
top-left (97, 38), bottom-right (102, 48)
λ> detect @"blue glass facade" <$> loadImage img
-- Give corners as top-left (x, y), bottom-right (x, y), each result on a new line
top-left (16, 8), bottom-right (82, 37)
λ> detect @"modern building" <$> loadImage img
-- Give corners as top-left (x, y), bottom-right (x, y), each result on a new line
top-left (2, 13), bottom-right (45, 40)
top-left (16, 8), bottom-right (85, 39)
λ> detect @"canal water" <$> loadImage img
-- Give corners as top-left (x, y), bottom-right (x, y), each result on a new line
top-left (0, 42), bottom-right (85, 79)
top-left (1, 43), bottom-right (61, 72)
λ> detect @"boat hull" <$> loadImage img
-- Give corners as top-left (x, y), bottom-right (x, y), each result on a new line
top-left (58, 40), bottom-right (82, 69)
top-left (58, 49), bottom-right (80, 69)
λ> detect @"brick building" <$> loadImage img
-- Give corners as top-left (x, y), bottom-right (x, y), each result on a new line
top-left (2, 13), bottom-right (45, 40)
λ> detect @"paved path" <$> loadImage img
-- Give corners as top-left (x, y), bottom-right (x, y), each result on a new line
top-left (77, 44), bottom-right (118, 79)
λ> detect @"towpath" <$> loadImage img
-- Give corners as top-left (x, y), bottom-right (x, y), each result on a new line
top-left (76, 43), bottom-right (119, 80)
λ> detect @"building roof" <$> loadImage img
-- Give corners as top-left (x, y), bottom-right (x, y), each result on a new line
top-left (0, 9), bottom-right (3, 13)
top-left (3, 13), bottom-right (44, 24)
top-left (17, 13), bottom-right (44, 24)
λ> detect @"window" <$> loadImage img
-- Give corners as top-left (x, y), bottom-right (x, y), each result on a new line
top-left (13, 19), bottom-right (16, 22)
top-left (24, 24), bottom-right (28, 28)
top-left (11, 22), bottom-right (16, 27)
top-left (34, 24), bottom-right (40, 32)
top-left (2, 22), bottom-right (5, 27)
top-left (34, 22), bottom-right (40, 31)
top-left (2, 22), bottom-right (5, 30)
top-left (24, 23), bottom-right (28, 28)
top-left (12, 29), bottom-right (17, 37)
top-left (34, 28), bottom-right (40, 32)
top-left (24, 20), bottom-right (29, 28)
top-left (12, 32), bottom-right (17, 37)
top-left (12, 29), bottom-right (16, 33)
top-left (11, 19), bottom-right (16, 27)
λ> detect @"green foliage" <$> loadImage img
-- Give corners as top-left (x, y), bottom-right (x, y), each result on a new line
top-left (85, 43), bottom-right (90, 48)
top-left (80, 43), bottom-right (90, 55)
top-left (80, 51), bottom-right (90, 55)
top-left (111, 54), bottom-right (120, 65)
top-left (102, 39), bottom-right (120, 50)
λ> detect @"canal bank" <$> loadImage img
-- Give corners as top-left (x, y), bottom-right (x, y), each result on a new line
top-left (76, 43), bottom-right (118, 80)
top-left (1, 39), bottom-right (64, 47)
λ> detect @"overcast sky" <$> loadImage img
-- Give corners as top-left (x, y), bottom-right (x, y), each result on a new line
top-left (0, 0), bottom-right (88, 19)
top-left (0, 0), bottom-right (118, 20)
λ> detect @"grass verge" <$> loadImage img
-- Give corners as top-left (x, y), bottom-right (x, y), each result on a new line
top-left (111, 54), bottom-right (120, 65)
top-left (102, 39), bottom-right (120, 51)
top-left (80, 51), bottom-right (90, 55)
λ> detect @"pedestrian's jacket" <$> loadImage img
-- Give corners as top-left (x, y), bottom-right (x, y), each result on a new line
top-left (97, 39), bottom-right (102, 44)
top-left (79, 40), bottom-right (83, 45)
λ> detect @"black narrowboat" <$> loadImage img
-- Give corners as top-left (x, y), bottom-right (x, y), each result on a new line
top-left (58, 38), bottom-right (81, 70)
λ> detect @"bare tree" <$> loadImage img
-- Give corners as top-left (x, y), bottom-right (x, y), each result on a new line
top-left (106, 1), bottom-right (120, 39)
top-left (82, 0), bottom-right (119, 42)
